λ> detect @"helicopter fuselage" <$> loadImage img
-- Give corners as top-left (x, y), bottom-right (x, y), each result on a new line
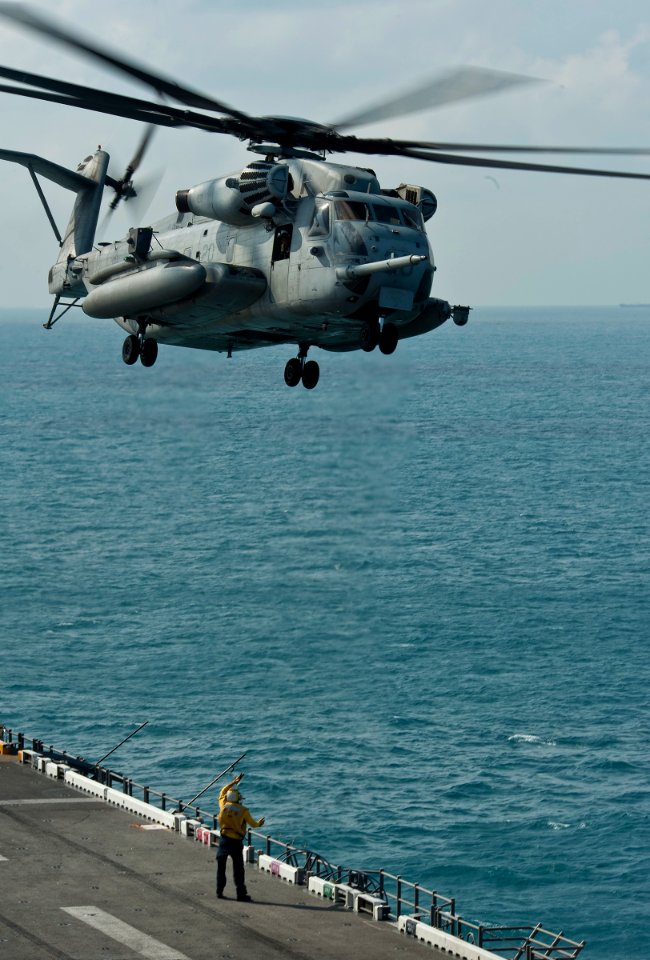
top-left (56, 154), bottom-right (455, 362)
top-left (2, 4), bottom-right (647, 388)
top-left (40, 150), bottom-right (464, 386)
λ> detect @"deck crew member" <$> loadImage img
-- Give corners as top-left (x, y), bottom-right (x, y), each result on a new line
top-left (216, 772), bottom-right (265, 902)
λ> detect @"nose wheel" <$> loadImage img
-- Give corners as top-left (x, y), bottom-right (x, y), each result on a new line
top-left (379, 322), bottom-right (398, 355)
top-left (121, 331), bottom-right (159, 367)
top-left (360, 319), bottom-right (399, 354)
top-left (284, 346), bottom-right (320, 389)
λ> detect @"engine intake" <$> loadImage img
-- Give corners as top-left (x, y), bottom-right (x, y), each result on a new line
top-left (176, 161), bottom-right (290, 225)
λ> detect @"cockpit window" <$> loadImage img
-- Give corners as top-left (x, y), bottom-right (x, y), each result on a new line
top-left (333, 197), bottom-right (425, 230)
top-left (371, 203), bottom-right (402, 226)
top-left (308, 199), bottom-right (331, 237)
top-left (400, 206), bottom-right (424, 230)
top-left (334, 200), bottom-right (369, 221)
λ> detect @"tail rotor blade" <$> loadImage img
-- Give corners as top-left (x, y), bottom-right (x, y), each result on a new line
top-left (125, 167), bottom-right (164, 224)
top-left (96, 202), bottom-right (115, 240)
top-left (126, 125), bottom-right (155, 179)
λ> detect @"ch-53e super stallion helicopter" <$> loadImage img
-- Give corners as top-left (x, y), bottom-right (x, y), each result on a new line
top-left (1, 6), bottom-right (650, 389)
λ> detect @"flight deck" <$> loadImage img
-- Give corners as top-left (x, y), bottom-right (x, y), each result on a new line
top-left (0, 730), bottom-right (586, 960)
top-left (0, 755), bottom-right (425, 960)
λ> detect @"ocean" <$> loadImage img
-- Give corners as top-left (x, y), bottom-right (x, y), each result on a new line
top-left (1, 305), bottom-right (648, 959)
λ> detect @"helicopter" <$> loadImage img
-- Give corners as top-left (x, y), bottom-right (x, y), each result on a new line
top-left (1, 6), bottom-right (649, 390)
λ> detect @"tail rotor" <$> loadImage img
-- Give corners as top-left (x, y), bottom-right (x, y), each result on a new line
top-left (107, 125), bottom-right (155, 211)
top-left (99, 126), bottom-right (161, 236)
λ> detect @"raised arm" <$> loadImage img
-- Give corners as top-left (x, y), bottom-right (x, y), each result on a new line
top-left (218, 771), bottom-right (244, 807)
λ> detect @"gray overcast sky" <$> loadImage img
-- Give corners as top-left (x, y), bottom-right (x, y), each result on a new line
top-left (0, 0), bottom-right (649, 307)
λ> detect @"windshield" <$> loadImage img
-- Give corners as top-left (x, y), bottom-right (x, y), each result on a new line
top-left (333, 198), bottom-right (424, 231)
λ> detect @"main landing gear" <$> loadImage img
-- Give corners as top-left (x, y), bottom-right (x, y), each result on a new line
top-left (122, 332), bottom-right (158, 367)
top-left (360, 319), bottom-right (399, 355)
top-left (284, 344), bottom-right (320, 389)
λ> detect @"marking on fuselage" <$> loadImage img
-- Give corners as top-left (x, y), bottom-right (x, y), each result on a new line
top-left (0, 854), bottom-right (8, 861)
top-left (61, 906), bottom-right (190, 960)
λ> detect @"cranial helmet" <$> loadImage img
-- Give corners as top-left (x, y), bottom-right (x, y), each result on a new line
top-left (226, 789), bottom-right (240, 803)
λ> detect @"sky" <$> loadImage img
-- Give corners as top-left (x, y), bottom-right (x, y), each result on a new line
top-left (0, 0), bottom-right (649, 307)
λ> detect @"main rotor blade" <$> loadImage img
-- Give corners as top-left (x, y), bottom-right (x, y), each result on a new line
top-left (390, 146), bottom-right (650, 180)
top-left (1, 49), bottom-right (647, 181)
top-left (332, 67), bottom-right (542, 130)
top-left (0, 65), bottom-right (234, 133)
top-left (0, 2), bottom-right (250, 122)
top-left (388, 139), bottom-right (650, 157)
top-left (0, 81), bottom-right (206, 130)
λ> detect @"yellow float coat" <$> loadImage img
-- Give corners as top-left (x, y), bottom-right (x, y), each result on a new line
top-left (218, 778), bottom-right (264, 840)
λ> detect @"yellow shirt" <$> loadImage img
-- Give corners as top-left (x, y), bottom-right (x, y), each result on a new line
top-left (218, 778), bottom-right (264, 840)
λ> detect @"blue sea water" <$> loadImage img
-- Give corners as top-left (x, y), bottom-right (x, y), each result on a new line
top-left (1, 305), bottom-right (649, 959)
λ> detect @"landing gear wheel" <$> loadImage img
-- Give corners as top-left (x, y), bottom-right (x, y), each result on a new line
top-left (122, 334), bottom-right (140, 365)
top-left (140, 338), bottom-right (158, 367)
top-left (379, 322), bottom-right (399, 355)
top-left (301, 360), bottom-right (320, 390)
top-left (360, 321), bottom-right (379, 352)
top-left (284, 357), bottom-right (302, 387)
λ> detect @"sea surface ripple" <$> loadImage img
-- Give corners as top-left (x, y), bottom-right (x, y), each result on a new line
top-left (1, 306), bottom-right (649, 960)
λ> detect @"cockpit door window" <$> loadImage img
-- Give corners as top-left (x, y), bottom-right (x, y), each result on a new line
top-left (371, 202), bottom-right (402, 226)
top-left (334, 200), bottom-right (369, 222)
top-left (308, 199), bottom-right (331, 237)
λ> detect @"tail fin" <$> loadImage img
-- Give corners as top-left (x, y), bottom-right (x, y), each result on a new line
top-left (0, 147), bottom-right (109, 295)
top-left (56, 149), bottom-right (109, 262)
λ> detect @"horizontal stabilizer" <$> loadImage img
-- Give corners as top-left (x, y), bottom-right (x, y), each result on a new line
top-left (0, 148), bottom-right (94, 191)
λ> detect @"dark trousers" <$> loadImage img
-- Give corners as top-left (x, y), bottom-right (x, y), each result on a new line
top-left (216, 836), bottom-right (247, 897)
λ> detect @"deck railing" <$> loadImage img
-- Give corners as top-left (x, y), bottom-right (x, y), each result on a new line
top-left (1, 727), bottom-right (586, 960)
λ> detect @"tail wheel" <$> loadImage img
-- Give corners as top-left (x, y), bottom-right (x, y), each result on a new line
top-left (379, 322), bottom-right (399, 355)
top-left (284, 357), bottom-right (302, 387)
top-left (122, 334), bottom-right (140, 365)
top-left (140, 338), bottom-right (158, 367)
top-left (302, 360), bottom-right (320, 390)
